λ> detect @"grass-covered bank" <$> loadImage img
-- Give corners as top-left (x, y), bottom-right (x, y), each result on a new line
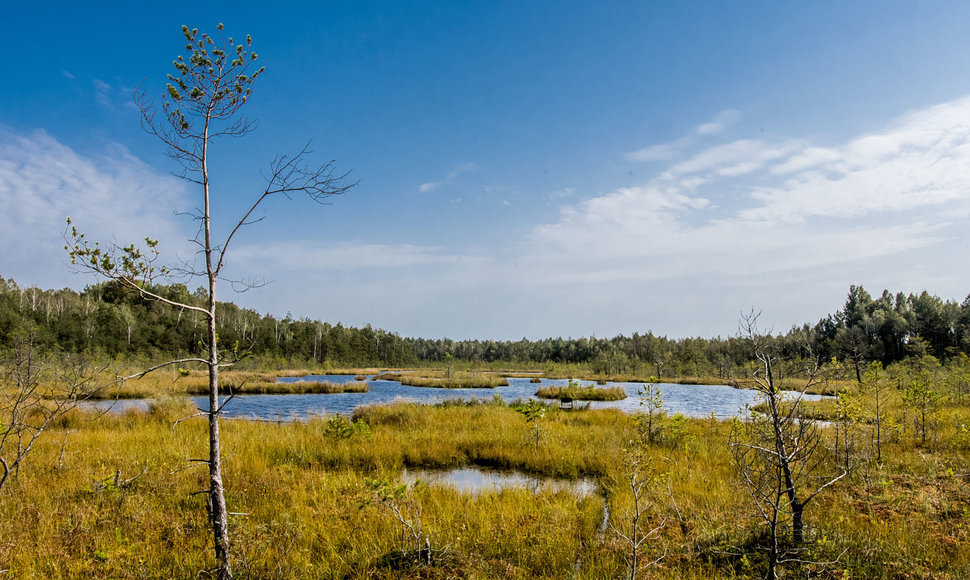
top-left (2, 388), bottom-right (969, 578)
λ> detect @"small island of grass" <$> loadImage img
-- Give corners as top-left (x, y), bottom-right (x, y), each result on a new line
top-left (186, 379), bottom-right (369, 395)
top-left (534, 384), bottom-right (627, 401)
top-left (377, 371), bottom-right (509, 389)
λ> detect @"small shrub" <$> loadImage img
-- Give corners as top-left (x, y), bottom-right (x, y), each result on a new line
top-left (324, 414), bottom-right (372, 440)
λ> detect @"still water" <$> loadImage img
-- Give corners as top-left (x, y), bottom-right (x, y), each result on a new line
top-left (400, 466), bottom-right (598, 496)
top-left (165, 375), bottom-right (824, 421)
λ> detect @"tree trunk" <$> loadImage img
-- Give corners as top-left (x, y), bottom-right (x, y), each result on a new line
top-left (791, 501), bottom-right (804, 546)
top-left (203, 121), bottom-right (232, 580)
top-left (208, 314), bottom-right (231, 579)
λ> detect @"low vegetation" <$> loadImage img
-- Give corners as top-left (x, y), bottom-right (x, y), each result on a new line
top-left (2, 354), bottom-right (969, 578)
top-left (200, 379), bottom-right (369, 396)
top-left (376, 370), bottom-right (509, 389)
top-left (534, 382), bottom-right (628, 401)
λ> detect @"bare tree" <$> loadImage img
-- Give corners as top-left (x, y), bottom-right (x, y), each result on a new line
top-left (730, 313), bottom-right (847, 579)
top-left (66, 24), bottom-right (353, 580)
top-left (861, 361), bottom-right (889, 463)
top-left (610, 444), bottom-right (666, 580)
top-left (0, 332), bottom-right (103, 492)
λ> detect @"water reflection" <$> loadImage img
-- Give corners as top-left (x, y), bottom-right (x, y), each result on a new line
top-left (400, 466), bottom-right (597, 496)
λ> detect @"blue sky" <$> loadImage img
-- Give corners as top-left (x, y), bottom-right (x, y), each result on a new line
top-left (4, 1), bottom-right (970, 340)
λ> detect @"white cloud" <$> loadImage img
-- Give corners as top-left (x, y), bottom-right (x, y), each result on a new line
top-left (475, 96), bottom-right (970, 337)
top-left (244, 97), bottom-right (970, 339)
top-left (694, 108), bottom-right (740, 135)
top-left (545, 187), bottom-right (575, 199)
top-left (740, 97), bottom-right (970, 223)
top-left (667, 139), bottom-right (792, 177)
top-left (0, 127), bottom-right (190, 288)
top-left (9, 94), bottom-right (970, 341)
top-left (93, 79), bottom-right (112, 107)
top-left (626, 137), bottom-right (690, 162)
top-left (627, 109), bottom-right (742, 162)
top-left (419, 161), bottom-right (478, 192)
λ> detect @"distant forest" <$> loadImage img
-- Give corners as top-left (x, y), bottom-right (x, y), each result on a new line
top-left (2, 277), bottom-right (968, 378)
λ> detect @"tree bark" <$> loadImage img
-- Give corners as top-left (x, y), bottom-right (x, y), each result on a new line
top-left (203, 113), bottom-right (232, 580)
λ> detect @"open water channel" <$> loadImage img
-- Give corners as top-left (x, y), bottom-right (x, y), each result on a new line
top-left (162, 375), bottom-right (822, 421)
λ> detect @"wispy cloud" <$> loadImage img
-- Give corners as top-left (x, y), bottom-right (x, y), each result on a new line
top-left (8, 94), bottom-right (970, 340)
top-left (626, 109), bottom-right (742, 162)
top-left (694, 108), bottom-right (741, 135)
top-left (419, 162), bottom-right (478, 192)
top-left (90, 78), bottom-right (137, 110)
top-left (93, 79), bottom-right (112, 107)
top-left (234, 97), bottom-right (970, 338)
top-left (740, 96), bottom-right (970, 223)
top-left (626, 136), bottom-right (691, 162)
top-left (0, 127), bottom-right (190, 287)
top-left (545, 187), bottom-right (575, 199)
top-left (540, 97), bottom-right (970, 267)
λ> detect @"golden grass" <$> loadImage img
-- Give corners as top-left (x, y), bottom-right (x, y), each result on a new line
top-left (78, 369), bottom-right (376, 398)
top-left (376, 371), bottom-right (509, 389)
top-left (534, 384), bottom-right (627, 401)
top-left (4, 377), bottom-right (969, 578)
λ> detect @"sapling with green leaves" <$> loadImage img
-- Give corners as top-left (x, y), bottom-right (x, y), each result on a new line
top-left (516, 398), bottom-right (546, 448)
top-left (861, 361), bottom-right (889, 462)
top-left (903, 371), bottom-right (942, 447)
top-left (324, 413), bottom-right (371, 440)
top-left (833, 391), bottom-right (867, 473)
top-left (636, 378), bottom-right (666, 444)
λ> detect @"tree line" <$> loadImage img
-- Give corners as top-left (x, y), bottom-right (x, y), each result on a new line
top-left (3, 277), bottom-right (969, 376)
top-left (0, 277), bottom-right (413, 367)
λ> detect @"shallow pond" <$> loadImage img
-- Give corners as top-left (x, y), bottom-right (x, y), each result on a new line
top-left (400, 466), bottom-right (598, 497)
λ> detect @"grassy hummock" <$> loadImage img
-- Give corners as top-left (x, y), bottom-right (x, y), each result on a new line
top-left (534, 384), bottom-right (627, 401)
top-left (198, 380), bottom-right (370, 395)
top-left (376, 371), bottom-right (509, 389)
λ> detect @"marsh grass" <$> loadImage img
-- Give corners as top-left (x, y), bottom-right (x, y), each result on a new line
top-left (192, 379), bottom-right (370, 395)
top-left (377, 370), bottom-right (509, 389)
top-left (535, 384), bottom-right (627, 401)
top-left (2, 381), bottom-right (969, 578)
top-left (79, 370), bottom-right (376, 398)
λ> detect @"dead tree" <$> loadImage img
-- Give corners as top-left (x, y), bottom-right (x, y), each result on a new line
top-left (730, 313), bottom-right (847, 579)
top-left (0, 332), bottom-right (104, 491)
top-left (610, 444), bottom-right (666, 580)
